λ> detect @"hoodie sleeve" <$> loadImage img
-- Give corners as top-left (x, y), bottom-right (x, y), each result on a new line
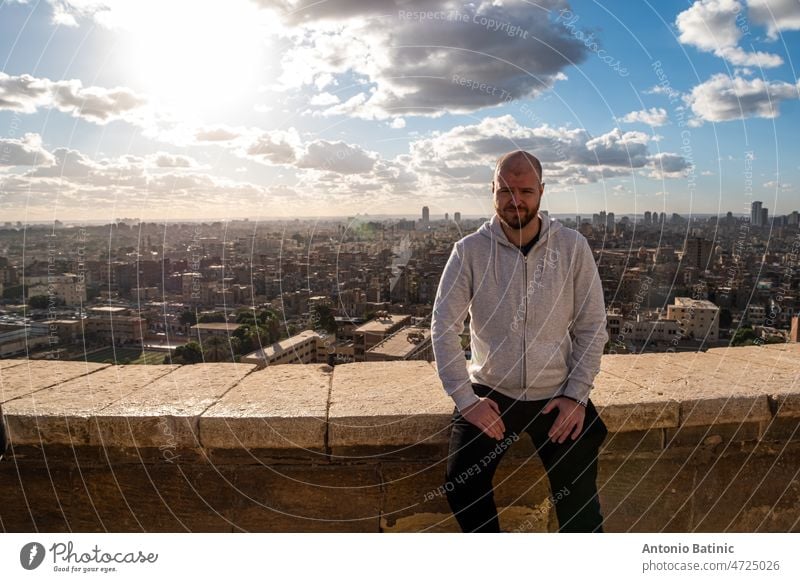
top-left (562, 237), bottom-right (608, 405)
top-left (431, 241), bottom-right (481, 412)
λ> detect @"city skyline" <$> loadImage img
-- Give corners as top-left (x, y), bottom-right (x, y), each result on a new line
top-left (1, 1), bottom-right (799, 222)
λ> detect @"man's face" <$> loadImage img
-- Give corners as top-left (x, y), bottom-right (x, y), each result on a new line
top-left (493, 166), bottom-right (543, 230)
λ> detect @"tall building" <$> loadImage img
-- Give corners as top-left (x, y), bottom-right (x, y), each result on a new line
top-left (644, 211), bottom-right (651, 225)
top-left (761, 207), bottom-right (768, 227)
top-left (454, 212), bottom-right (461, 223)
top-left (421, 206), bottom-right (429, 229)
top-left (751, 201), bottom-right (762, 226)
top-left (683, 237), bottom-right (713, 270)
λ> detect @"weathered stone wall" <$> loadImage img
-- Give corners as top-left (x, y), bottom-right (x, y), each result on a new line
top-left (1, 344), bottom-right (798, 532)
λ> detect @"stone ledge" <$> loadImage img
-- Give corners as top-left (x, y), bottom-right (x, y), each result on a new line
top-left (1, 344), bottom-right (799, 459)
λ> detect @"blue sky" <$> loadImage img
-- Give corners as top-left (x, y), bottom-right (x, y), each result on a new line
top-left (0, 0), bottom-right (798, 222)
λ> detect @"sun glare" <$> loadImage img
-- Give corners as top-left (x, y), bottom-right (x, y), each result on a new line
top-left (116, 0), bottom-right (269, 117)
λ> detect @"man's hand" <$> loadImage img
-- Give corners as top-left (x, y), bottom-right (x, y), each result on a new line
top-left (542, 397), bottom-right (585, 444)
top-left (461, 397), bottom-right (506, 440)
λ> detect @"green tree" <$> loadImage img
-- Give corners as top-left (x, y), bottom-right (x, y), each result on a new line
top-left (3, 284), bottom-right (28, 301)
top-left (312, 304), bottom-right (337, 334)
top-left (198, 311), bottom-right (226, 323)
top-left (235, 310), bottom-right (257, 325)
top-left (169, 341), bottom-right (203, 364)
top-left (731, 326), bottom-right (757, 346)
top-left (202, 335), bottom-right (231, 362)
top-left (179, 310), bottom-right (197, 326)
top-left (28, 295), bottom-right (51, 309)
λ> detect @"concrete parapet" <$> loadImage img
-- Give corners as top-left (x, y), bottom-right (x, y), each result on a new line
top-left (1, 344), bottom-right (798, 532)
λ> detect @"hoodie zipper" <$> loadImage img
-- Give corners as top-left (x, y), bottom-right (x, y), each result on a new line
top-left (522, 253), bottom-right (528, 390)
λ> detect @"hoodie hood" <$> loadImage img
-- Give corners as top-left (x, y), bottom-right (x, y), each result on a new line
top-left (478, 212), bottom-right (562, 283)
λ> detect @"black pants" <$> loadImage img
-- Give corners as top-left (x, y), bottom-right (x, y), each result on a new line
top-left (445, 383), bottom-right (608, 533)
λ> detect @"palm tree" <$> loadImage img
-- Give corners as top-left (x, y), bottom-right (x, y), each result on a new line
top-left (202, 335), bottom-right (230, 362)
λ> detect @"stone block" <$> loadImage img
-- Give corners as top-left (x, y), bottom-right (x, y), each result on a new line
top-left (0, 360), bottom-right (109, 403)
top-left (200, 364), bottom-right (329, 452)
top-left (665, 422), bottom-right (761, 448)
top-left (70, 462), bottom-right (239, 532)
top-left (598, 455), bottom-right (695, 532)
top-left (601, 428), bottom-right (664, 454)
top-left (90, 363), bottom-right (255, 449)
top-left (760, 416), bottom-right (800, 442)
top-left (690, 444), bottom-right (800, 532)
top-left (592, 370), bottom-right (679, 433)
top-left (3, 365), bottom-right (178, 449)
top-left (231, 463), bottom-right (383, 532)
top-left (328, 361), bottom-right (452, 454)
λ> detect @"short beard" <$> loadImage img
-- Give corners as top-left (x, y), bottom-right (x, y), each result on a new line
top-left (498, 206), bottom-right (537, 230)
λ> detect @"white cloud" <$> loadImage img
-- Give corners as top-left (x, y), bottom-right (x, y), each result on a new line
top-left (763, 180), bottom-right (792, 190)
top-left (194, 125), bottom-right (246, 143)
top-left (647, 152), bottom-right (692, 179)
top-left (617, 107), bottom-right (669, 126)
top-left (296, 141), bottom-right (378, 174)
top-left (405, 115), bottom-right (689, 186)
top-left (0, 134), bottom-right (56, 166)
top-left (676, 0), bottom-right (783, 67)
top-left (151, 153), bottom-right (199, 168)
top-left (0, 72), bottom-right (148, 125)
top-left (715, 46), bottom-right (783, 67)
top-left (26, 147), bottom-right (97, 176)
top-left (0, 136), bottom-right (289, 218)
top-left (245, 128), bottom-right (302, 165)
top-left (684, 73), bottom-right (800, 123)
top-left (309, 92), bottom-right (340, 106)
top-left (748, 0), bottom-right (800, 39)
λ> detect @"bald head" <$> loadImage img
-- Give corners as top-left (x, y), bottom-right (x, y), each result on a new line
top-left (493, 150), bottom-right (542, 186)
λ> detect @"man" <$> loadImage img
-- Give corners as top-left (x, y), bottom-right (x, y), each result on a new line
top-left (431, 150), bottom-right (609, 533)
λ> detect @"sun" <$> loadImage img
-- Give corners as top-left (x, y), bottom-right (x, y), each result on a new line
top-left (115, 0), bottom-right (271, 117)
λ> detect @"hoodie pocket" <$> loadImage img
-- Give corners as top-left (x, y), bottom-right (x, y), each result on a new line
top-left (525, 340), bottom-right (569, 387)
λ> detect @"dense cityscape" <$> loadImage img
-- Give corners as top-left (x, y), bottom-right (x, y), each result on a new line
top-left (1, 201), bottom-right (798, 366)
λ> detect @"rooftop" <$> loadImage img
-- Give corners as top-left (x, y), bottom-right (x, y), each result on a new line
top-left (190, 322), bottom-right (240, 331)
top-left (354, 313), bottom-right (411, 333)
top-left (367, 326), bottom-right (431, 358)
top-left (88, 306), bottom-right (129, 314)
top-left (242, 330), bottom-right (321, 361)
top-left (673, 297), bottom-right (719, 309)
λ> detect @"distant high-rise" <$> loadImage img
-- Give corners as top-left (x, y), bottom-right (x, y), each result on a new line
top-left (421, 206), bottom-right (429, 228)
top-left (644, 211), bottom-right (651, 225)
top-left (751, 201), bottom-right (762, 226)
top-left (684, 237), bottom-right (713, 270)
top-left (761, 207), bottom-right (768, 227)
top-left (454, 212), bottom-right (461, 223)
top-left (445, 212), bottom-right (449, 222)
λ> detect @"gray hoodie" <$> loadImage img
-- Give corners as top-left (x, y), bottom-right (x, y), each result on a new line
top-left (431, 212), bottom-right (608, 412)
